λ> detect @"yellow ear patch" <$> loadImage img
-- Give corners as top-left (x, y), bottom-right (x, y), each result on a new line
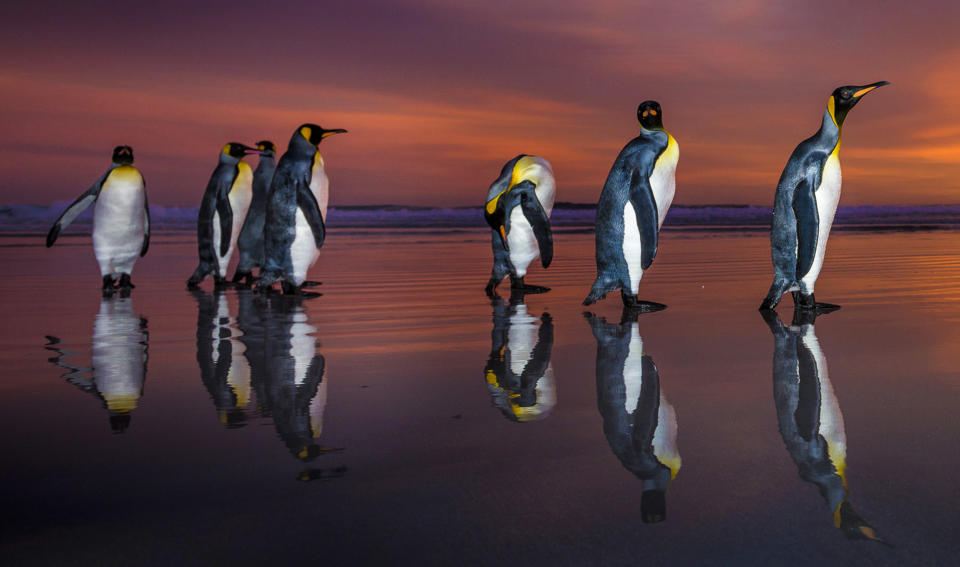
top-left (853, 86), bottom-right (877, 98)
top-left (221, 144), bottom-right (231, 155)
top-left (649, 109), bottom-right (658, 116)
top-left (641, 110), bottom-right (650, 118)
top-left (300, 126), bottom-right (312, 141)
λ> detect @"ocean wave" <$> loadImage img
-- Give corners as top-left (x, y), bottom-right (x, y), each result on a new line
top-left (4, 202), bottom-right (960, 232)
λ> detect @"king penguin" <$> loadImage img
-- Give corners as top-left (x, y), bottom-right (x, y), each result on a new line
top-left (483, 155), bottom-right (555, 296)
top-left (760, 81), bottom-right (889, 311)
top-left (584, 101), bottom-right (678, 312)
top-left (761, 308), bottom-right (884, 542)
top-left (187, 142), bottom-right (263, 289)
top-left (46, 145), bottom-right (150, 295)
top-left (256, 123), bottom-right (347, 295)
top-left (233, 140), bottom-right (277, 286)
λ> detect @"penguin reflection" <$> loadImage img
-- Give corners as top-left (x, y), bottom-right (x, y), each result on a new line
top-left (762, 309), bottom-right (883, 542)
top-left (585, 313), bottom-right (680, 523)
top-left (235, 293), bottom-right (338, 467)
top-left (192, 290), bottom-right (251, 427)
top-left (484, 296), bottom-right (556, 422)
top-left (45, 296), bottom-right (148, 433)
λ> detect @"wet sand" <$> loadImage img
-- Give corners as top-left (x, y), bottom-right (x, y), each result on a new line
top-left (1, 228), bottom-right (958, 565)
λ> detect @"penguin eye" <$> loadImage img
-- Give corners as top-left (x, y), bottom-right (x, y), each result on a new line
top-left (841, 90), bottom-right (851, 99)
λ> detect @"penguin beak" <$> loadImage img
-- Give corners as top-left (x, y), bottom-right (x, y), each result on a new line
top-left (243, 146), bottom-right (266, 155)
top-left (852, 81), bottom-right (889, 98)
top-left (320, 128), bottom-right (347, 139)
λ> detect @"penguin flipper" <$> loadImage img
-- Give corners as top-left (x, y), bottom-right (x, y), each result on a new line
top-left (519, 313), bottom-right (554, 385)
top-left (296, 184), bottom-right (326, 248)
top-left (216, 195), bottom-right (233, 257)
top-left (45, 172), bottom-right (108, 247)
top-left (515, 181), bottom-right (554, 269)
top-left (140, 182), bottom-right (151, 257)
top-left (793, 176), bottom-right (820, 280)
top-left (628, 169), bottom-right (659, 270)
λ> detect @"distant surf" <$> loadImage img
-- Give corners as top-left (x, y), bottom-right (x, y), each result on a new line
top-left (3, 202), bottom-right (960, 232)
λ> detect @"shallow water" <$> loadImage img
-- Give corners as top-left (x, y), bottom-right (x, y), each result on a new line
top-left (1, 228), bottom-right (958, 565)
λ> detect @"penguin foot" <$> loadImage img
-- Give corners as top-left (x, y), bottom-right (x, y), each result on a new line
top-left (510, 275), bottom-right (549, 294)
top-left (102, 275), bottom-right (117, 294)
top-left (622, 293), bottom-right (667, 313)
top-left (281, 281), bottom-right (323, 298)
top-left (117, 274), bottom-right (135, 290)
top-left (231, 270), bottom-right (254, 288)
top-left (301, 280), bottom-right (323, 288)
top-left (485, 277), bottom-right (502, 298)
top-left (186, 278), bottom-right (201, 290)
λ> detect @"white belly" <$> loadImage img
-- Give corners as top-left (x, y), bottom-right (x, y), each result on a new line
top-left (507, 208), bottom-right (539, 277)
top-left (650, 137), bottom-right (678, 229)
top-left (290, 209), bottom-right (320, 285)
top-left (214, 173), bottom-right (253, 277)
top-left (507, 305), bottom-right (538, 376)
top-left (92, 297), bottom-right (146, 413)
top-left (800, 326), bottom-right (846, 477)
top-left (622, 202), bottom-right (644, 294)
top-left (622, 323), bottom-right (644, 414)
top-left (800, 155), bottom-right (842, 290)
top-left (92, 173), bottom-right (145, 277)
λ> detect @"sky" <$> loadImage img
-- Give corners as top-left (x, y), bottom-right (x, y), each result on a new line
top-left (1, 0), bottom-right (959, 207)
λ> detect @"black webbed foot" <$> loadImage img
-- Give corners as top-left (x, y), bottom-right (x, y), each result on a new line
top-left (117, 274), bottom-right (135, 290)
top-left (621, 292), bottom-right (667, 313)
top-left (509, 275), bottom-right (550, 294)
top-left (301, 280), bottom-right (322, 288)
top-left (102, 275), bottom-right (117, 295)
top-left (281, 281), bottom-right (322, 298)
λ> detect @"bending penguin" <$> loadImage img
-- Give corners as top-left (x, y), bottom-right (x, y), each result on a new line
top-left (760, 82), bottom-right (889, 311)
top-left (46, 145), bottom-right (150, 295)
top-left (255, 123), bottom-right (347, 295)
top-left (484, 297), bottom-right (556, 422)
top-left (233, 140), bottom-right (277, 286)
top-left (187, 142), bottom-right (263, 289)
top-left (584, 101), bottom-right (678, 312)
top-left (483, 155), bottom-right (555, 296)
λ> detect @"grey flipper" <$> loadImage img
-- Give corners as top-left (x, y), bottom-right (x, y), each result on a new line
top-left (46, 169), bottom-right (111, 247)
top-left (140, 182), bottom-right (151, 257)
top-left (516, 181), bottom-right (554, 269)
top-left (793, 175), bottom-right (819, 280)
top-left (194, 163), bottom-right (238, 281)
top-left (629, 170), bottom-right (659, 270)
top-left (296, 184), bottom-right (326, 248)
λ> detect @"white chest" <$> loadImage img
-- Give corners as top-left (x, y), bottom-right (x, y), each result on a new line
top-left (649, 135), bottom-right (679, 229)
top-left (309, 152), bottom-right (329, 221)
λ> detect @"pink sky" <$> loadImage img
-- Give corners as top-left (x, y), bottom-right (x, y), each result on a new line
top-left (1, 0), bottom-right (959, 207)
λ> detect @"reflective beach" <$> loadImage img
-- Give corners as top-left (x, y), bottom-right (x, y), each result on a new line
top-left (1, 227), bottom-right (958, 565)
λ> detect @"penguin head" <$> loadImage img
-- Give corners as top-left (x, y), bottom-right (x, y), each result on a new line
top-left (255, 140), bottom-right (276, 157)
top-left (221, 142), bottom-right (263, 160)
top-left (297, 123), bottom-right (348, 146)
top-left (111, 145), bottom-right (134, 165)
top-left (637, 100), bottom-right (664, 131)
top-left (829, 81), bottom-right (889, 126)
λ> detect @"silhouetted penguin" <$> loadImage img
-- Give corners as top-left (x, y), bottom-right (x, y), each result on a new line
top-left (584, 101), bottom-right (678, 312)
top-left (187, 142), bottom-right (263, 289)
top-left (233, 140), bottom-right (277, 286)
top-left (483, 155), bottom-right (555, 295)
top-left (761, 309), bottom-right (885, 542)
top-left (46, 145), bottom-right (149, 294)
top-left (586, 312), bottom-right (681, 523)
top-left (256, 124), bottom-right (346, 295)
top-left (760, 82), bottom-right (888, 311)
